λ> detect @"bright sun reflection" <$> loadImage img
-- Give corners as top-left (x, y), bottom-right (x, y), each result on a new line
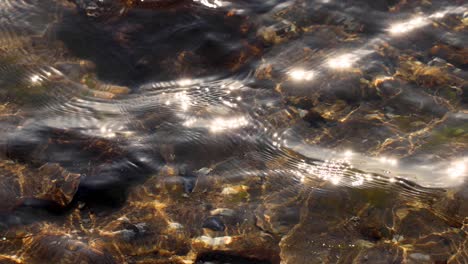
top-left (295, 149), bottom-right (412, 186)
top-left (288, 68), bottom-right (315, 81)
top-left (447, 159), bottom-right (467, 179)
top-left (193, 0), bottom-right (222, 8)
top-left (351, 174), bottom-right (364, 186)
top-left (297, 159), bottom-right (350, 185)
top-left (343, 149), bottom-right (354, 157)
top-left (166, 91), bottom-right (191, 111)
top-left (30, 74), bottom-right (42, 84)
top-left (99, 125), bottom-right (116, 138)
top-left (178, 79), bottom-right (194, 87)
top-left (378, 156), bottom-right (398, 166)
top-left (183, 116), bottom-right (249, 133)
top-left (327, 54), bottom-right (357, 69)
top-left (388, 16), bottom-right (428, 35)
top-left (209, 116), bottom-right (249, 133)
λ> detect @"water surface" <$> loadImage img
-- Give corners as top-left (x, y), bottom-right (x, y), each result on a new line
top-left (0, 0), bottom-right (467, 263)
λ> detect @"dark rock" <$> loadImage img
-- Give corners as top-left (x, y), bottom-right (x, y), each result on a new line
top-left (202, 216), bottom-right (226, 232)
top-left (195, 251), bottom-right (271, 264)
top-left (24, 234), bottom-right (116, 264)
top-left (285, 97), bottom-right (316, 110)
top-left (302, 110), bottom-right (326, 128)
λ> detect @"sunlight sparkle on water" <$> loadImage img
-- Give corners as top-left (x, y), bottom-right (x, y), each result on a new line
top-left (327, 54), bottom-right (357, 69)
top-left (343, 149), bottom-right (354, 157)
top-left (379, 156), bottom-right (398, 166)
top-left (297, 159), bottom-right (350, 185)
top-left (194, 0), bottom-right (223, 8)
top-left (388, 16), bottom-right (428, 35)
top-left (209, 116), bottom-right (249, 133)
top-left (351, 174), bottom-right (364, 186)
top-left (288, 69), bottom-right (315, 81)
top-left (175, 91), bottom-right (191, 111)
top-left (182, 116), bottom-right (249, 132)
top-left (99, 126), bottom-right (116, 138)
top-left (178, 79), bottom-right (194, 87)
top-left (447, 159), bottom-right (467, 179)
top-left (431, 12), bottom-right (446, 19)
top-left (30, 74), bottom-right (42, 84)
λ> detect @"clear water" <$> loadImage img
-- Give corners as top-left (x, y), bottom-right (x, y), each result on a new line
top-left (0, 0), bottom-right (467, 263)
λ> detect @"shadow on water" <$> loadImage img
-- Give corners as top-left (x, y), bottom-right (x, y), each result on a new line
top-left (2, 127), bottom-right (157, 226)
top-left (56, 4), bottom-right (259, 86)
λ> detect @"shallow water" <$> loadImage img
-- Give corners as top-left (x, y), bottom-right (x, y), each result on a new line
top-left (0, 0), bottom-right (467, 263)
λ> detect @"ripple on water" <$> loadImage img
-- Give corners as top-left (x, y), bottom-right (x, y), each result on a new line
top-left (0, 0), bottom-right (467, 263)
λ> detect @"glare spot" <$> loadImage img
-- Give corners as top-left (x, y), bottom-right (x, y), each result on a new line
top-left (209, 116), bottom-right (249, 133)
top-left (173, 91), bottom-right (191, 111)
top-left (194, 0), bottom-right (223, 8)
top-left (288, 68), bottom-right (315, 81)
top-left (378, 156), bottom-right (398, 166)
top-left (447, 159), bottom-right (467, 178)
top-left (297, 159), bottom-right (350, 185)
top-left (99, 126), bottom-right (115, 138)
top-left (351, 175), bottom-right (364, 186)
top-left (183, 117), bottom-right (197, 127)
top-left (388, 16), bottom-right (428, 35)
top-left (178, 79), bottom-right (193, 87)
top-left (222, 100), bottom-right (237, 108)
top-left (431, 12), bottom-right (446, 19)
top-left (298, 173), bottom-right (306, 183)
top-left (330, 176), bottom-right (341, 185)
top-left (388, 158), bottom-right (398, 166)
top-left (30, 74), bottom-right (42, 84)
top-left (344, 150), bottom-right (354, 157)
top-left (327, 54), bottom-right (357, 69)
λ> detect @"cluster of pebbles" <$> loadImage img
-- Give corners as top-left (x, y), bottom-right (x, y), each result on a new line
top-left (0, 0), bottom-right (467, 263)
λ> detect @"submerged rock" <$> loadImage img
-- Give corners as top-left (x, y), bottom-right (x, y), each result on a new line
top-left (195, 251), bottom-right (272, 264)
top-left (202, 216), bottom-right (226, 232)
top-left (0, 0), bottom-right (466, 263)
top-left (0, 161), bottom-right (80, 211)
